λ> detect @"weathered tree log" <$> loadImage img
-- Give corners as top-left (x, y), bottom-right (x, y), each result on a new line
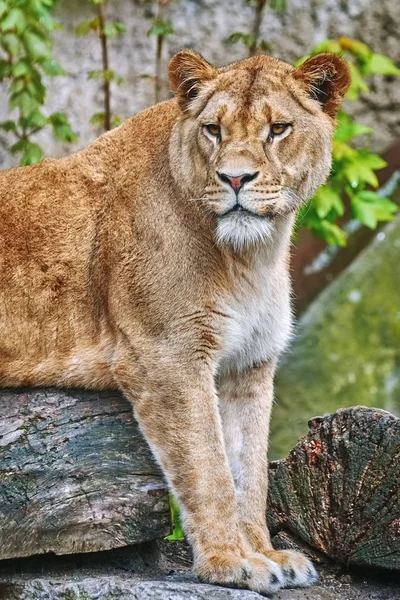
top-left (0, 388), bottom-right (170, 560)
top-left (267, 406), bottom-right (400, 570)
top-left (1, 392), bottom-right (399, 573)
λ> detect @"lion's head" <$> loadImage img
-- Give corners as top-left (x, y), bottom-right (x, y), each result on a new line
top-left (168, 50), bottom-right (350, 250)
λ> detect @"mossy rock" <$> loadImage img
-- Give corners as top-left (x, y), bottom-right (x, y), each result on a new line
top-left (271, 216), bottom-right (400, 459)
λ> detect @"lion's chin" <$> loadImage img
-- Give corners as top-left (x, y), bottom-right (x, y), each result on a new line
top-left (215, 212), bottom-right (275, 251)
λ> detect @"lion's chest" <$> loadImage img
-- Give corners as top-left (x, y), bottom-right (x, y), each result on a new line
top-left (217, 262), bottom-right (292, 373)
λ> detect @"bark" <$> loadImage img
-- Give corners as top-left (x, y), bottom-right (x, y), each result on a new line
top-left (0, 388), bottom-right (170, 560)
top-left (267, 406), bottom-right (400, 570)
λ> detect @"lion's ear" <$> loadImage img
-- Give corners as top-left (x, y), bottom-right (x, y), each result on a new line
top-left (169, 50), bottom-right (217, 111)
top-left (295, 53), bottom-right (351, 118)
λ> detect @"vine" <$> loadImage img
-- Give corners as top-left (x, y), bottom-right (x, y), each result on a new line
top-left (0, 0), bottom-right (76, 165)
top-left (75, 0), bottom-right (126, 131)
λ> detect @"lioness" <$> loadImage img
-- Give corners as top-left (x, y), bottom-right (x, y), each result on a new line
top-left (0, 50), bottom-right (350, 593)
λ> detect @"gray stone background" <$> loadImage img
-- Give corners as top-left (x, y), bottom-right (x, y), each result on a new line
top-left (0, 0), bottom-right (399, 169)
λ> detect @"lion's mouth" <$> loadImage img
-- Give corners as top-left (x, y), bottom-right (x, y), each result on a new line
top-left (221, 204), bottom-right (276, 219)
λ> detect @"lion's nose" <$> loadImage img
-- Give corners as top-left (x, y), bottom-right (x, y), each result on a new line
top-left (217, 172), bottom-right (259, 193)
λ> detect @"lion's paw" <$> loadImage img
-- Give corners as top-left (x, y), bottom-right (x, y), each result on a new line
top-left (266, 549), bottom-right (318, 589)
top-left (196, 551), bottom-right (285, 595)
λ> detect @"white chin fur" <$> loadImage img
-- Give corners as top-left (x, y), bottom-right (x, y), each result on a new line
top-left (216, 213), bottom-right (275, 251)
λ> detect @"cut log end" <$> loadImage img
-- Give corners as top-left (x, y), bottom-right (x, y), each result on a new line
top-left (268, 406), bottom-right (400, 571)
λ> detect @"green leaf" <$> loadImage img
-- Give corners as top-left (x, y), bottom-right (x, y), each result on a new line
top-left (103, 68), bottom-right (117, 82)
top-left (23, 31), bottom-right (51, 60)
top-left (334, 111), bottom-right (372, 143)
top-left (1, 32), bottom-right (20, 56)
top-left (0, 120), bottom-right (17, 132)
top-left (343, 163), bottom-right (379, 188)
top-left (49, 112), bottom-right (77, 142)
top-left (11, 60), bottom-right (33, 78)
top-left (319, 221), bottom-right (347, 246)
top-left (269, 0), bottom-right (286, 11)
top-left (165, 495), bottom-right (184, 541)
top-left (225, 32), bottom-right (255, 48)
top-left (9, 90), bottom-right (38, 118)
top-left (0, 1), bottom-right (7, 19)
top-left (346, 63), bottom-right (369, 101)
top-left (356, 150), bottom-right (387, 170)
top-left (111, 115), bottom-right (121, 128)
top-left (26, 78), bottom-right (47, 103)
top-left (42, 59), bottom-right (65, 76)
top-left (332, 140), bottom-right (357, 160)
top-left (20, 109), bottom-right (46, 129)
top-left (365, 53), bottom-right (400, 77)
top-left (75, 17), bottom-right (100, 36)
top-left (352, 192), bottom-right (397, 229)
top-left (20, 141), bottom-right (44, 166)
top-left (89, 69), bottom-right (124, 84)
top-left (338, 37), bottom-right (371, 61)
top-left (309, 39), bottom-right (342, 54)
top-left (87, 69), bottom-right (103, 80)
top-left (11, 139), bottom-right (43, 166)
top-left (1, 8), bottom-right (26, 34)
top-left (102, 21), bottom-right (127, 37)
top-left (314, 185), bottom-right (344, 219)
top-left (0, 59), bottom-right (11, 79)
top-left (89, 112), bottom-right (106, 126)
top-left (147, 18), bottom-right (174, 38)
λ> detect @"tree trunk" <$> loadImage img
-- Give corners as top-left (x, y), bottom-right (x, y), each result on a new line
top-left (0, 388), bottom-right (170, 560)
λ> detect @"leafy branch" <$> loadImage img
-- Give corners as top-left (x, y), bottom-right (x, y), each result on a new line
top-left (75, 0), bottom-right (126, 131)
top-left (226, 0), bottom-right (285, 56)
top-left (297, 38), bottom-right (400, 246)
top-left (0, 0), bottom-right (76, 165)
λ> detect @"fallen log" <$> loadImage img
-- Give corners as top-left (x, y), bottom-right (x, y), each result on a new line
top-left (267, 406), bottom-right (400, 570)
top-left (1, 391), bottom-right (399, 572)
top-left (0, 388), bottom-right (170, 560)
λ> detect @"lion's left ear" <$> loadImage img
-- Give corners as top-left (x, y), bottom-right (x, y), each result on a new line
top-left (295, 53), bottom-right (351, 118)
top-left (169, 50), bottom-right (217, 111)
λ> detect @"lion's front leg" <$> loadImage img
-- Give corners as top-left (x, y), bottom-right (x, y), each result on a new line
top-left (115, 354), bottom-right (285, 595)
top-left (218, 360), bottom-right (318, 589)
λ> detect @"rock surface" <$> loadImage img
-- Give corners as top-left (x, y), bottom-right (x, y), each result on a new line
top-left (0, 0), bottom-right (400, 170)
top-left (268, 407), bottom-right (400, 571)
top-left (0, 540), bottom-right (398, 600)
top-left (271, 216), bottom-right (400, 459)
top-left (0, 388), bottom-right (170, 560)
top-left (0, 577), bottom-right (337, 600)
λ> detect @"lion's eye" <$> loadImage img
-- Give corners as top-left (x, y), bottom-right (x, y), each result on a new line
top-left (204, 124), bottom-right (221, 138)
top-left (270, 123), bottom-right (289, 137)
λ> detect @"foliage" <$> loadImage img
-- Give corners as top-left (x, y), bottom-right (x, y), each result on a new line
top-left (296, 38), bottom-right (399, 245)
top-left (75, 0), bottom-right (126, 130)
top-left (0, 0), bottom-right (76, 165)
top-left (146, 0), bottom-right (176, 104)
top-left (226, 0), bottom-right (285, 56)
top-left (165, 494), bottom-right (184, 541)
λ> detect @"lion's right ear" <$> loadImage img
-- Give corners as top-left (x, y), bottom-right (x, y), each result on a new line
top-left (169, 50), bottom-right (217, 111)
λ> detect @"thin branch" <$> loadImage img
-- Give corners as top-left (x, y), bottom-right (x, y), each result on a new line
top-left (249, 0), bottom-right (267, 57)
top-left (154, 0), bottom-right (172, 104)
top-left (97, 1), bottom-right (111, 131)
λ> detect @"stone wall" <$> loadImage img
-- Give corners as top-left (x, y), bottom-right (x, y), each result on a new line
top-left (1, 0), bottom-right (400, 169)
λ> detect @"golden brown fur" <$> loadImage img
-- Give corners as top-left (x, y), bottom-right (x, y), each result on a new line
top-left (0, 50), bottom-right (350, 593)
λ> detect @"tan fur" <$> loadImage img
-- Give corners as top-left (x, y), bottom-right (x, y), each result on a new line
top-left (0, 50), bottom-right (350, 593)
